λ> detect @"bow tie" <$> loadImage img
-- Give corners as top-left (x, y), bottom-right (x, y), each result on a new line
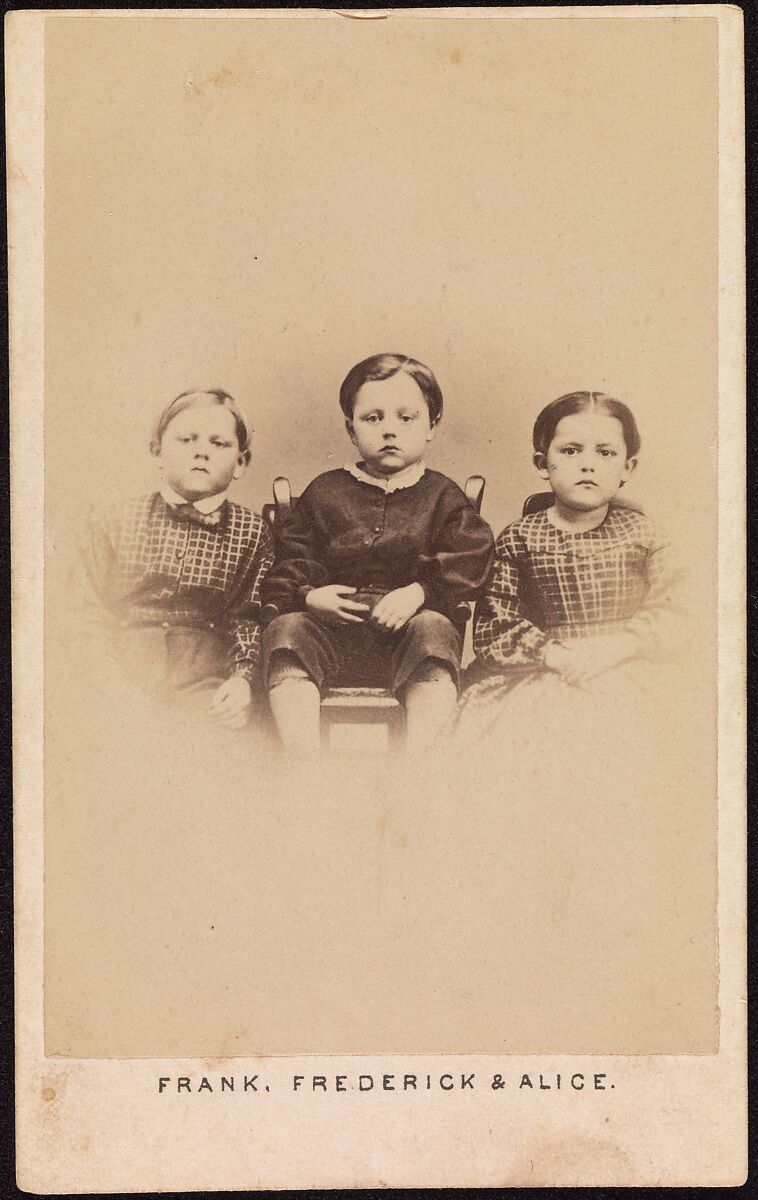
top-left (167, 501), bottom-right (225, 530)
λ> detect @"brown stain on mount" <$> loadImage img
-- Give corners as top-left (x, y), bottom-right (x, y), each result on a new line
top-left (206, 66), bottom-right (240, 90)
top-left (8, 160), bottom-right (29, 185)
top-left (450, 48), bottom-right (463, 65)
top-left (40, 1071), bottom-right (69, 1128)
top-left (512, 1133), bottom-right (631, 1186)
top-left (186, 64), bottom-right (243, 99)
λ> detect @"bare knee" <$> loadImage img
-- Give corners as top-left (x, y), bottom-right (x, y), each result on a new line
top-left (406, 657), bottom-right (457, 686)
top-left (267, 649), bottom-right (313, 691)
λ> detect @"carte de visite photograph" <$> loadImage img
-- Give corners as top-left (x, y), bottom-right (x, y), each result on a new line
top-left (9, 5), bottom-right (745, 1191)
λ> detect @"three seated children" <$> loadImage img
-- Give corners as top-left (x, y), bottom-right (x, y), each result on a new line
top-left (79, 366), bottom-right (683, 760)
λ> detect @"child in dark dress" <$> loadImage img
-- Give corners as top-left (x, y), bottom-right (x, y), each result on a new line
top-left (77, 388), bottom-right (273, 728)
top-left (261, 354), bottom-right (494, 753)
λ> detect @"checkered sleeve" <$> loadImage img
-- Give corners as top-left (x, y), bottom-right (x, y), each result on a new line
top-left (228, 517), bottom-right (275, 681)
top-left (622, 520), bottom-right (691, 659)
top-left (473, 526), bottom-right (551, 668)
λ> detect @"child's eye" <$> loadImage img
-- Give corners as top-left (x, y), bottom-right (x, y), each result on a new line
top-left (598, 448), bottom-right (617, 457)
top-left (363, 414), bottom-right (381, 424)
top-left (400, 414), bottom-right (417, 423)
top-left (560, 447), bottom-right (579, 456)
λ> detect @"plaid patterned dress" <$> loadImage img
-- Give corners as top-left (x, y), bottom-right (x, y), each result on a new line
top-left (453, 505), bottom-right (690, 746)
top-left (78, 493), bottom-right (274, 696)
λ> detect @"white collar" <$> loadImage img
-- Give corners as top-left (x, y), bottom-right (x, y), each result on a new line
top-left (160, 484), bottom-right (228, 514)
top-left (343, 460), bottom-right (426, 494)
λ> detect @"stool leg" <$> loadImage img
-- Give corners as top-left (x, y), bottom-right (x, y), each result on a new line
top-left (388, 702), bottom-right (406, 750)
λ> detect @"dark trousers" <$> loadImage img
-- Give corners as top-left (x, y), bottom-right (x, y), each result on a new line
top-left (261, 607), bottom-right (463, 694)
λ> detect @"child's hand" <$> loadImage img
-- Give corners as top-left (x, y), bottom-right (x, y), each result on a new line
top-left (542, 641), bottom-right (574, 676)
top-left (208, 675), bottom-right (252, 728)
top-left (305, 585), bottom-right (371, 625)
top-left (371, 583), bottom-right (425, 632)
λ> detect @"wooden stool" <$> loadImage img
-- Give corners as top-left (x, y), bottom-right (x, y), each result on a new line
top-left (320, 686), bottom-right (405, 751)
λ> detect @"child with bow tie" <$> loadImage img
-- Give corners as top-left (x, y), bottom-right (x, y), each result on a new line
top-left (75, 388), bottom-right (273, 728)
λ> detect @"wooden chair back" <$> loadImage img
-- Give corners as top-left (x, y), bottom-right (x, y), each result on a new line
top-left (522, 491), bottom-right (642, 517)
top-left (265, 473), bottom-right (485, 524)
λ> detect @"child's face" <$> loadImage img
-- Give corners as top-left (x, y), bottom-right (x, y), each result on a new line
top-left (537, 412), bottom-right (636, 511)
top-left (157, 402), bottom-right (246, 500)
top-left (347, 372), bottom-right (436, 476)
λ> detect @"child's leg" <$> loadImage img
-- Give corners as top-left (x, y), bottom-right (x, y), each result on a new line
top-left (392, 610), bottom-right (462, 750)
top-left (262, 612), bottom-right (341, 756)
top-left (267, 650), bottom-right (321, 755)
top-left (403, 658), bottom-right (458, 751)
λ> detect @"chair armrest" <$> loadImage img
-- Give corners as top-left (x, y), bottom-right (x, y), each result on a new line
top-left (453, 599), bottom-right (474, 625)
top-left (464, 474), bottom-right (485, 514)
top-left (272, 475), bottom-right (293, 519)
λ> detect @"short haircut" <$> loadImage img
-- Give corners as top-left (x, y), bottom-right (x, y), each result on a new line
top-left (339, 354), bottom-right (444, 425)
top-left (533, 391), bottom-right (641, 458)
top-left (150, 388), bottom-right (251, 458)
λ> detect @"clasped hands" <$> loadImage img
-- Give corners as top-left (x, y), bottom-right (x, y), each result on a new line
top-left (543, 632), bottom-right (638, 687)
top-left (305, 582), bottom-right (425, 632)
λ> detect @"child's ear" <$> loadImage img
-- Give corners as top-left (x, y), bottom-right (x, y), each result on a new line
top-left (619, 456), bottom-right (638, 486)
top-left (346, 419), bottom-right (358, 446)
top-left (150, 439), bottom-right (163, 477)
top-left (533, 451), bottom-right (550, 481)
top-left (425, 420), bottom-right (438, 445)
top-left (233, 449), bottom-right (251, 479)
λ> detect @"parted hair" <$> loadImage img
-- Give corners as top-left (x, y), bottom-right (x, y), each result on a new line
top-left (150, 388), bottom-right (252, 460)
top-left (532, 391), bottom-right (641, 459)
top-left (339, 354), bottom-right (444, 425)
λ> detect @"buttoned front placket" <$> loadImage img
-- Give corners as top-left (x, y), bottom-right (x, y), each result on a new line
top-left (174, 523), bottom-right (190, 564)
top-left (364, 488), bottom-right (388, 548)
top-left (161, 522), bottom-right (192, 632)
top-left (175, 526), bottom-right (220, 631)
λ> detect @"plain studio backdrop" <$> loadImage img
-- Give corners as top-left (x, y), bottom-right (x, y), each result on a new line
top-left (43, 12), bottom-right (718, 1057)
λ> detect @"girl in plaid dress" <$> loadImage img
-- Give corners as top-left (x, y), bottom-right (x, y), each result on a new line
top-left (76, 389), bottom-right (274, 729)
top-left (453, 392), bottom-right (689, 750)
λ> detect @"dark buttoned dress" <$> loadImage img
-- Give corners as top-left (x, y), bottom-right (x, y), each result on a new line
top-left (260, 468), bottom-right (495, 692)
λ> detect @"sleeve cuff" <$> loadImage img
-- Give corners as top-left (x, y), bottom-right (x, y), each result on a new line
top-left (421, 584), bottom-right (470, 626)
